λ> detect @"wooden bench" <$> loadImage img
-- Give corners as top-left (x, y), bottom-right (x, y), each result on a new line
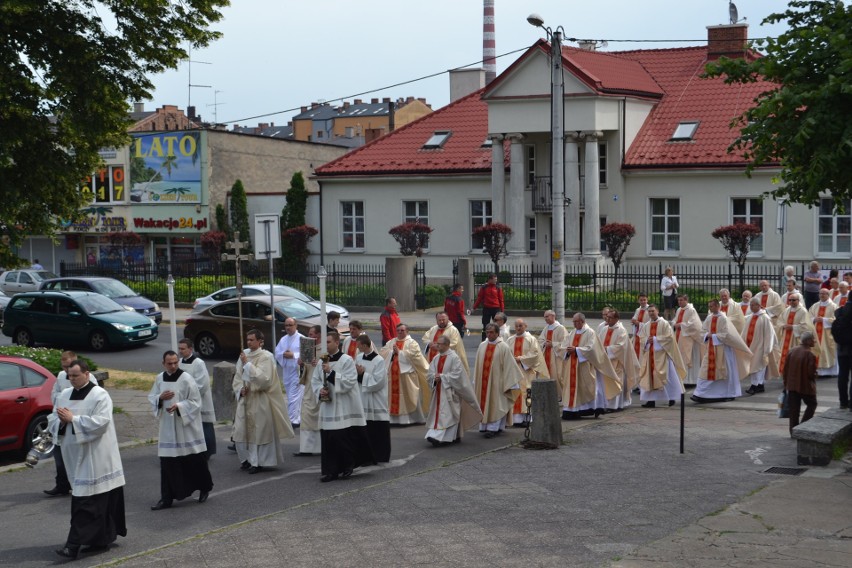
top-left (791, 408), bottom-right (852, 466)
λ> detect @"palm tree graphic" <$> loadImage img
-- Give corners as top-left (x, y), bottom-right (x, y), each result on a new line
top-left (162, 186), bottom-right (191, 202)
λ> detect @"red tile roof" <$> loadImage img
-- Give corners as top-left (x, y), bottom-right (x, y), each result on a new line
top-left (316, 42), bottom-right (777, 177)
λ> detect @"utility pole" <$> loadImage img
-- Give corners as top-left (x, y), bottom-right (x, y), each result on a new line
top-left (221, 231), bottom-right (253, 345)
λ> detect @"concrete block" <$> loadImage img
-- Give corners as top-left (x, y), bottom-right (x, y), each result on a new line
top-left (796, 439), bottom-right (832, 466)
top-left (212, 361), bottom-right (237, 422)
top-left (820, 407), bottom-right (852, 421)
top-left (91, 370), bottom-right (109, 387)
top-left (791, 416), bottom-right (852, 445)
top-left (386, 256), bottom-right (416, 312)
top-left (529, 378), bottom-right (563, 448)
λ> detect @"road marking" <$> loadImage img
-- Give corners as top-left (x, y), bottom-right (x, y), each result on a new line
top-left (745, 446), bottom-right (769, 465)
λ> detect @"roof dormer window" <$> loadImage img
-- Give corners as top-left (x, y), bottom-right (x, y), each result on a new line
top-left (670, 121), bottom-right (699, 141)
top-left (423, 130), bottom-right (451, 149)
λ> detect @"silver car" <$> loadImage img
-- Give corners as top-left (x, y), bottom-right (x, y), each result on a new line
top-left (192, 284), bottom-right (349, 318)
top-left (0, 270), bottom-right (58, 295)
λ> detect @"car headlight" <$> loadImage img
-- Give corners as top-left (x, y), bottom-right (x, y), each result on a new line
top-left (112, 323), bottom-right (134, 332)
top-left (152, 303), bottom-right (160, 311)
top-left (124, 305), bottom-right (135, 311)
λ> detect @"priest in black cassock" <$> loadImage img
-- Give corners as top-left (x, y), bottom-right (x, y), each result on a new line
top-left (148, 351), bottom-right (213, 510)
top-left (49, 360), bottom-right (127, 559)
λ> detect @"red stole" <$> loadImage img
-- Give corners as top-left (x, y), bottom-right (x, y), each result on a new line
top-left (721, 303), bottom-right (729, 314)
top-left (707, 316), bottom-right (718, 380)
top-left (433, 354), bottom-right (447, 428)
top-left (675, 309), bottom-right (686, 342)
top-left (427, 328), bottom-right (445, 363)
top-left (543, 329), bottom-right (554, 375)
top-left (814, 305), bottom-right (827, 366)
top-left (648, 321), bottom-right (658, 389)
top-left (779, 310), bottom-right (797, 374)
top-left (346, 338), bottom-right (358, 358)
top-left (604, 327), bottom-right (614, 347)
top-left (760, 294), bottom-right (768, 308)
top-left (389, 339), bottom-right (406, 414)
top-left (479, 343), bottom-right (497, 412)
top-left (634, 308), bottom-right (646, 359)
top-left (841, 295), bottom-right (848, 307)
top-left (745, 314), bottom-right (759, 347)
top-left (567, 332), bottom-right (582, 407)
top-left (741, 303), bottom-right (749, 315)
top-left (511, 338), bottom-right (525, 413)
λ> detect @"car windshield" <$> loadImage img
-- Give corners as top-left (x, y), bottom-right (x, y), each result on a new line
top-left (33, 271), bottom-right (58, 281)
top-left (276, 285), bottom-right (312, 302)
top-left (76, 294), bottom-right (126, 315)
top-left (91, 279), bottom-right (139, 298)
top-left (274, 297), bottom-right (321, 319)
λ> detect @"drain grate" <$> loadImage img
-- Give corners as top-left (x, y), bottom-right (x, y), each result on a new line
top-left (762, 466), bottom-right (807, 476)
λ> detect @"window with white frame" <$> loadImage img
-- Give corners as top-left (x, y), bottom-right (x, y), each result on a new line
top-left (403, 201), bottom-right (428, 224)
top-left (340, 201), bottom-right (365, 250)
top-left (650, 198), bottom-right (680, 253)
top-left (528, 217), bottom-right (536, 252)
top-left (598, 142), bottom-right (607, 186)
top-left (732, 198), bottom-right (764, 252)
top-left (526, 145), bottom-right (536, 187)
top-left (818, 197), bottom-right (851, 254)
top-left (470, 200), bottom-right (492, 250)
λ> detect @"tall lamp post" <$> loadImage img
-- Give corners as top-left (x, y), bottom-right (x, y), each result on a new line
top-left (166, 273), bottom-right (177, 351)
top-left (528, 13), bottom-right (566, 319)
top-left (317, 266), bottom-right (328, 356)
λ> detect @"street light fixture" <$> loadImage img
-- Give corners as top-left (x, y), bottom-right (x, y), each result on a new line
top-left (317, 266), bottom-right (328, 356)
top-left (528, 14), bottom-right (566, 320)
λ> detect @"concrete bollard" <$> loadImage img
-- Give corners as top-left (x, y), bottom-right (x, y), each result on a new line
top-left (529, 378), bottom-right (563, 448)
top-left (91, 370), bottom-right (109, 388)
top-left (212, 361), bottom-right (237, 423)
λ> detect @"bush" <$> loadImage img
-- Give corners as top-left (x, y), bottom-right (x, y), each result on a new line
top-left (420, 284), bottom-right (448, 308)
top-left (0, 346), bottom-right (98, 375)
top-left (565, 274), bottom-right (592, 287)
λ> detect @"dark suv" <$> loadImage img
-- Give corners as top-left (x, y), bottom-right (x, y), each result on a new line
top-left (40, 277), bottom-right (161, 324)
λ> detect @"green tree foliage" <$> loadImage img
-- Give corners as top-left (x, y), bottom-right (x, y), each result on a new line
top-left (229, 179), bottom-right (251, 249)
top-left (282, 172), bottom-right (308, 228)
top-left (215, 203), bottom-right (230, 236)
top-left (281, 172), bottom-right (312, 272)
top-left (0, 0), bottom-right (228, 267)
top-left (704, 1), bottom-right (852, 209)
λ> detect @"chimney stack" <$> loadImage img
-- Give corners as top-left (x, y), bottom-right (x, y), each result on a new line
top-left (371, 98), bottom-right (379, 104)
top-left (483, 0), bottom-right (496, 84)
top-left (133, 102), bottom-right (144, 113)
top-left (706, 23), bottom-right (748, 61)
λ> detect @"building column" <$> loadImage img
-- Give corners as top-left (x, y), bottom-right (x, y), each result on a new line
top-left (490, 134), bottom-right (505, 223)
top-left (564, 134), bottom-right (581, 257)
top-left (582, 131), bottom-right (602, 257)
top-left (507, 133), bottom-right (526, 255)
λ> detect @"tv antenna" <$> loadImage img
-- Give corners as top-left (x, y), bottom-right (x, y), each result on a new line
top-left (207, 90), bottom-right (225, 124)
top-left (729, 1), bottom-right (746, 25)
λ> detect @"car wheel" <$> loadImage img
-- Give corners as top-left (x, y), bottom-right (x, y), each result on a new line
top-left (14, 327), bottom-right (34, 347)
top-left (24, 413), bottom-right (50, 454)
top-left (195, 333), bottom-right (219, 357)
top-left (89, 330), bottom-right (109, 351)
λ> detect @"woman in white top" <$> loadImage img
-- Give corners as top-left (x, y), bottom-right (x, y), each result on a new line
top-left (660, 266), bottom-right (679, 320)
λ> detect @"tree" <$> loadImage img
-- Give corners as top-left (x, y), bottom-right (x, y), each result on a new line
top-left (229, 179), bottom-right (251, 250)
top-left (600, 223), bottom-right (636, 290)
top-left (282, 225), bottom-right (318, 274)
top-left (388, 222), bottom-right (433, 257)
top-left (0, 1), bottom-right (227, 267)
top-left (472, 223), bottom-right (513, 273)
top-left (201, 230), bottom-right (228, 273)
top-left (704, 1), bottom-right (852, 209)
top-left (712, 223), bottom-right (763, 293)
top-left (215, 204), bottom-right (230, 236)
top-left (281, 172), bottom-right (309, 272)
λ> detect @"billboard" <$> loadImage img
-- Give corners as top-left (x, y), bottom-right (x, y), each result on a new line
top-left (130, 132), bottom-right (202, 204)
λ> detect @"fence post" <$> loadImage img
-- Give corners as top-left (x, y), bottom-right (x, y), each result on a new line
top-left (593, 262), bottom-right (597, 311)
top-left (728, 261), bottom-right (733, 293)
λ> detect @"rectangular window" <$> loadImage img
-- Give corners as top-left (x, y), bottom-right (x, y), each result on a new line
top-left (80, 166), bottom-right (126, 203)
top-left (731, 198), bottom-right (764, 252)
top-left (650, 198), bottom-right (680, 253)
top-left (470, 200), bottom-right (492, 250)
top-left (528, 217), bottom-right (536, 252)
top-left (341, 201), bottom-right (365, 250)
top-left (403, 201), bottom-right (428, 225)
top-left (526, 145), bottom-right (536, 187)
top-left (818, 197), bottom-right (851, 254)
top-left (598, 142), bottom-right (607, 186)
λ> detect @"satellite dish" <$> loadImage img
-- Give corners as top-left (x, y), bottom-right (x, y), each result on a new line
top-left (729, 1), bottom-right (739, 25)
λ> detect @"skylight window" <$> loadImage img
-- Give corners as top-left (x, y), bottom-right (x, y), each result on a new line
top-left (423, 130), bottom-right (451, 149)
top-left (670, 121), bottom-right (699, 141)
top-left (481, 138), bottom-right (493, 148)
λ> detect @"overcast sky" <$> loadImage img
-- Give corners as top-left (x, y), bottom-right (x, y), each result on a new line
top-left (144, 0), bottom-right (791, 127)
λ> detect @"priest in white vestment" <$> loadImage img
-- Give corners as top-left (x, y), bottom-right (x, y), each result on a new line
top-left (775, 293), bottom-right (819, 376)
top-left (381, 323), bottom-right (430, 424)
top-left (739, 290), bottom-right (753, 316)
top-left (148, 351), bottom-right (212, 510)
top-left (355, 334), bottom-right (391, 462)
top-left (274, 317), bottom-right (304, 426)
top-left (422, 311), bottom-right (469, 375)
top-left (49, 359), bottom-right (126, 559)
top-left (342, 320), bottom-right (374, 359)
top-left (598, 310), bottom-right (639, 410)
top-left (295, 325), bottom-right (322, 456)
top-left (809, 288), bottom-right (838, 376)
top-left (719, 288), bottom-right (746, 334)
top-left (474, 324), bottom-right (522, 437)
top-left (425, 336), bottom-right (482, 445)
top-left (638, 305), bottom-right (687, 408)
top-left (232, 329), bottom-right (294, 473)
top-left (755, 280), bottom-right (785, 324)
top-left (742, 298), bottom-right (779, 394)
top-left (630, 294), bottom-right (651, 362)
top-left (494, 312), bottom-right (512, 342)
top-left (178, 339), bottom-right (216, 457)
top-left (506, 318), bottom-right (549, 424)
top-left (692, 300), bottom-right (751, 403)
top-left (671, 295), bottom-right (703, 387)
top-left (538, 310), bottom-right (567, 394)
top-left (560, 313), bottom-right (621, 419)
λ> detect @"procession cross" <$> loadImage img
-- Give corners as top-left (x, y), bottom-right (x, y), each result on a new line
top-left (221, 231), bottom-right (254, 344)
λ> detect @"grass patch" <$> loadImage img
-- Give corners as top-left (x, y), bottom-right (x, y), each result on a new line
top-left (102, 368), bottom-right (157, 391)
top-left (113, 406), bottom-right (125, 414)
top-left (832, 437), bottom-right (850, 461)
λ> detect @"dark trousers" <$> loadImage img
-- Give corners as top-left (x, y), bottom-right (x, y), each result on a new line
top-left (53, 446), bottom-right (71, 492)
top-left (838, 354), bottom-right (851, 408)
top-left (804, 290), bottom-right (820, 310)
top-left (452, 322), bottom-right (465, 336)
top-left (787, 391), bottom-right (818, 435)
top-left (481, 307), bottom-right (499, 340)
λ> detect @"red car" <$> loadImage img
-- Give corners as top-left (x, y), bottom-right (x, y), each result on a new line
top-left (0, 355), bottom-right (56, 454)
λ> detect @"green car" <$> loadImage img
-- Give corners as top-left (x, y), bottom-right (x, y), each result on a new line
top-left (1, 290), bottom-right (158, 351)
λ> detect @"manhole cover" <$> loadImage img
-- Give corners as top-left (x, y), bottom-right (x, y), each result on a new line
top-left (762, 466), bottom-right (807, 476)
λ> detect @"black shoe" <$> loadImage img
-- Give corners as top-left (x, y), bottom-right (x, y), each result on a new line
top-left (293, 451), bottom-right (314, 456)
top-left (426, 437), bottom-right (441, 447)
top-left (81, 544), bottom-right (109, 553)
top-left (198, 491), bottom-right (209, 503)
top-left (690, 394), bottom-right (703, 403)
top-left (593, 408), bottom-right (603, 418)
top-left (669, 400), bottom-right (676, 407)
top-left (754, 384), bottom-right (765, 393)
top-left (55, 546), bottom-right (79, 559)
top-left (320, 474), bottom-right (338, 483)
top-left (632, 387), bottom-right (640, 394)
top-left (248, 465), bottom-right (264, 474)
top-left (840, 404), bottom-right (848, 409)
top-left (227, 444), bottom-right (236, 451)
top-left (341, 468), bottom-right (354, 478)
top-left (44, 486), bottom-right (70, 497)
top-left (150, 499), bottom-right (172, 511)
top-left (483, 431), bottom-right (496, 439)
top-left (745, 385), bottom-right (757, 395)
top-left (292, 423), bottom-right (300, 429)
top-left (240, 460), bottom-right (251, 470)
top-left (641, 401), bottom-right (656, 408)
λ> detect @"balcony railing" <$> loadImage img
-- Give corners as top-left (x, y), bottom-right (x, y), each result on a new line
top-left (529, 175), bottom-right (584, 212)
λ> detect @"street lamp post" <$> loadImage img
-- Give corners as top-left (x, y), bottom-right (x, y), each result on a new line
top-left (166, 273), bottom-right (177, 351)
top-left (317, 266), bottom-right (328, 356)
top-left (528, 13), bottom-right (565, 319)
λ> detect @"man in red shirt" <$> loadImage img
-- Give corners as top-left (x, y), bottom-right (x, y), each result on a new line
top-left (473, 273), bottom-right (505, 341)
top-left (444, 284), bottom-right (467, 335)
top-left (380, 297), bottom-right (401, 345)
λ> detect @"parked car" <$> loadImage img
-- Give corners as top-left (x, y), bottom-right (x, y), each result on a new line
top-left (192, 284), bottom-right (349, 319)
top-left (0, 355), bottom-right (56, 454)
top-left (0, 290), bottom-right (10, 318)
top-left (0, 269), bottom-right (58, 295)
top-left (2, 290), bottom-right (158, 351)
top-left (184, 295), bottom-right (349, 357)
top-left (39, 277), bottom-right (162, 323)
